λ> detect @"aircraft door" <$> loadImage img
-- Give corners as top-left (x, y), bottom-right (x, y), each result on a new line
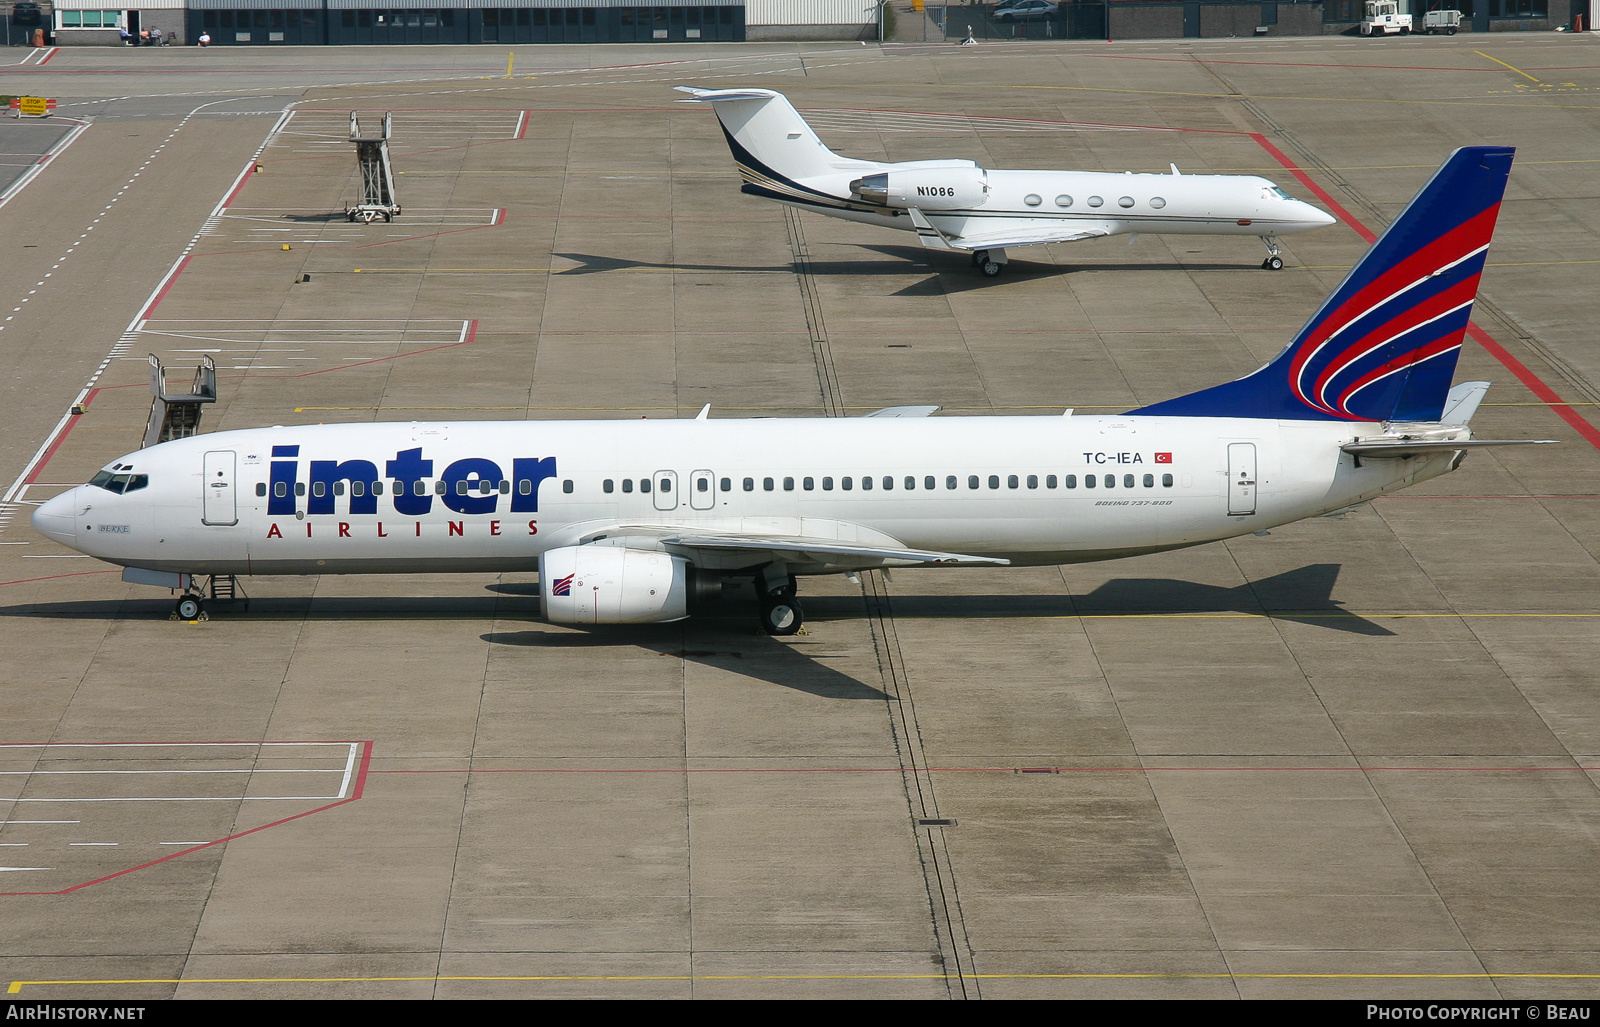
top-left (1227, 443), bottom-right (1256, 516)
top-left (202, 451), bottom-right (238, 526)
top-left (652, 470), bottom-right (678, 511)
top-left (689, 469), bottom-right (714, 511)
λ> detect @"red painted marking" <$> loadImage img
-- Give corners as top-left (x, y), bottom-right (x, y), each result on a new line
top-left (139, 255), bottom-right (192, 320)
top-left (0, 740), bottom-right (373, 897)
top-left (1467, 325), bottom-right (1600, 450)
top-left (286, 318), bottom-right (476, 377)
top-left (1250, 133), bottom-right (1376, 243)
top-left (24, 388), bottom-right (98, 486)
top-left (1249, 133), bottom-right (1599, 450)
top-left (220, 162), bottom-right (257, 209)
top-left (0, 569), bottom-right (120, 589)
top-left (36, 48), bottom-right (59, 66)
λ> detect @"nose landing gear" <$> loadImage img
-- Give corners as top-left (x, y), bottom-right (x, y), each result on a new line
top-left (1260, 235), bottom-right (1285, 270)
top-left (173, 594), bottom-right (205, 621)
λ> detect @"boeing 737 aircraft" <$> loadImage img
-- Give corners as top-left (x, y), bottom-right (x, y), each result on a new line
top-left (35, 147), bottom-right (1546, 635)
top-left (676, 86), bottom-right (1336, 275)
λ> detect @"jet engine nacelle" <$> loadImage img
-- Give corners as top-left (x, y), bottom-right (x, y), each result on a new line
top-left (851, 165), bottom-right (988, 210)
top-left (539, 545), bottom-right (690, 625)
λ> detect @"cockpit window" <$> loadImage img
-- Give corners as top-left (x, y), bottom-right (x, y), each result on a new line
top-left (1266, 186), bottom-right (1296, 201)
top-left (88, 471), bottom-right (149, 495)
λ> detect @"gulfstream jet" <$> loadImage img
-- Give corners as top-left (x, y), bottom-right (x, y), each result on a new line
top-left (35, 147), bottom-right (1547, 635)
top-left (676, 86), bottom-right (1336, 275)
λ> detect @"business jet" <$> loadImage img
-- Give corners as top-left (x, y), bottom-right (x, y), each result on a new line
top-left (35, 147), bottom-right (1546, 635)
top-left (676, 86), bottom-right (1336, 275)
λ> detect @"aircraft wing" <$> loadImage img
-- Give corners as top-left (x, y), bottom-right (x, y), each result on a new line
top-left (659, 532), bottom-right (1009, 568)
top-left (906, 207), bottom-right (1112, 252)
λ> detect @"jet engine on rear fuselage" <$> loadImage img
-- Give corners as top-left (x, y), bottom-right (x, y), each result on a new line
top-left (851, 162), bottom-right (988, 210)
top-left (539, 545), bottom-right (722, 625)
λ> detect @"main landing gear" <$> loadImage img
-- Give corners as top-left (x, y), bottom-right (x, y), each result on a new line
top-left (173, 594), bottom-right (205, 621)
top-left (1260, 235), bottom-right (1285, 271)
top-left (971, 247), bottom-right (1008, 277)
top-left (757, 569), bottom-right (803, 636)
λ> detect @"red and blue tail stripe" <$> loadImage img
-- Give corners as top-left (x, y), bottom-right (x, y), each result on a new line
top-left (1135, 146), bottom-right (1513, 423)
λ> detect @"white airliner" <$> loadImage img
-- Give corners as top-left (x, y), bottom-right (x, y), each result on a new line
top-left (34, 147), bottom-right (1547, 635)
top-left (676, 86), bottom-right (1337, 275)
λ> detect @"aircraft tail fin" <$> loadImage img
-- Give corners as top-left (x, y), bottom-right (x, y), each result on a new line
top-left (1133, 146), bottom-right (1514, 423)
top-left (676, 86), bottom-right (867, 194)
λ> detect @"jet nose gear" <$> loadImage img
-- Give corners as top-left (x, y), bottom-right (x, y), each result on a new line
top-left (1261, 235), bottom-right (1284, 270)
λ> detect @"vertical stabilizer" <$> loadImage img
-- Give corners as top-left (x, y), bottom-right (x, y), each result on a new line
top-left (676, 86), bottom-right (870, 199)
top-left (1134, 146), bottom-right (1514, 423)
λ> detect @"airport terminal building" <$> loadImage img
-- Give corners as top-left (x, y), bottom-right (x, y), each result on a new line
top-left (23, 0), bottom-right (1585, 46)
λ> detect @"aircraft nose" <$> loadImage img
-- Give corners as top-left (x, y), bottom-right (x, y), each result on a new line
top-left (1302, 201), bottom-right (1337, 227)
top-left (31, 488), bottom-right (78, 546)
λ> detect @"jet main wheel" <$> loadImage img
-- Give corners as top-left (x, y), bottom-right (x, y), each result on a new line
top-left (1263, 256), bottom-right (1284, 270)
top-left (979, 257), bottom-right (1004, 277)
top-left (175, 594), bottom-right (204, 621)
top-left (759, 594), bottom-right (803, 636)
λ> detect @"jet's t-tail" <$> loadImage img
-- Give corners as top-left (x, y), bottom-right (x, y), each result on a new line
top-left (1135, 146), bottom-right (1514, 423)
top-left (676, 86), bottom-right (870, 205)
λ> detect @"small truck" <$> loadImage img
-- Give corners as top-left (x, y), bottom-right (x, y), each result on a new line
top-left (1421, 7), bottom-right (1462, 33)
top-left (1360, 0), bottom-right (1413, 34)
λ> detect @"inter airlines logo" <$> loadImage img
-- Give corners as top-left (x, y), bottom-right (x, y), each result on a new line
top-left (551, 575), bottom-right (574, 598)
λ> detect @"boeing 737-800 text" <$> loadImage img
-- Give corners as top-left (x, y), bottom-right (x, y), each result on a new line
top-left (34, 147), bottom-right (1546, 634)
top-left (676, 86), bottom-right (1336, 275)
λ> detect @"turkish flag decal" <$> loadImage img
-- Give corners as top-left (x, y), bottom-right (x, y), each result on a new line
top-left (1154, 453), bottom-right (1173, 464)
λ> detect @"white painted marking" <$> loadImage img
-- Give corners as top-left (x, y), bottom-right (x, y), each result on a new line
top-left (2, 820), bottom-right (77, 824)
top-left (0, 867), bottom-right (53, 872)
top-left (69, 843), bottom-right (117, 847)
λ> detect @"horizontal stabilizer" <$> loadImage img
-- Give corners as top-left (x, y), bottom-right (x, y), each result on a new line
top-left (1341, 439), bottom-right (1556, 457)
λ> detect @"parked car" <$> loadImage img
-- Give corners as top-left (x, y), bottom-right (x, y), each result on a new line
top-left (993, 0), bottom-right (1059, 20)
top-left (11, 2), bottom-right (43, 26)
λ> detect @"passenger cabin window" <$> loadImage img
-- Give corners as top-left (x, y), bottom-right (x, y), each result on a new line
top-left (803, 477), bottom-right (814, 491)
top-left (641, 479), bottom-right (652, 493)
top-left (604, 479), bottom-right (615, 493)
top-left (783, 477), bottom-right (795, 491)
top-left (988, 475), bottom-right (1000, 490)
top-left (434, 481), bottom-right (446, 495)
top-left (823, 477), bottom-right (834, 490)
top-left (1162, 473), bottom-right (1173, 487)
top-left (1143, 474), bottom-right (1154, 487)
top-left (743, 477), bottom-right (754, 492)
top-left (657, 478), bottom-right (671, 493)
top-left (1064, 475), bottom-right (1075, 488)
top-left (967, 476), bottom-right (978, 489)
top-left (921, 476), bottom-right (932, 490)
top-left (862, 476), bottom-right (872, 491)
top-left (763, 477), bottom-right (774, 492)
top-left (1008, 475), bottom-right (1019, 489)
top-left (697, 478), bottom-right (709, 492)
top-left (720, 478), bottom-right (731, 491)
top-left (1047, 475), bottom-right (1057, 488)
top-left (843, 477), bottom-right (853, 491)
top-left (622, 479), bottom-right (633, 493)
top-left (296, 482), bottom-right (307, 497)
top-left (563, 480), bottom-right (574, 494)
top-left (947, 476), bottom-right (957, 490)
top-left (1084, 475), bottom-right (1095, 489)
top-left (882, 476), bottom-right (893, 490)
top-left (1124, 474), bottom-right (1135, 488)
top-left (256, 483), bottom-right (267, 497)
